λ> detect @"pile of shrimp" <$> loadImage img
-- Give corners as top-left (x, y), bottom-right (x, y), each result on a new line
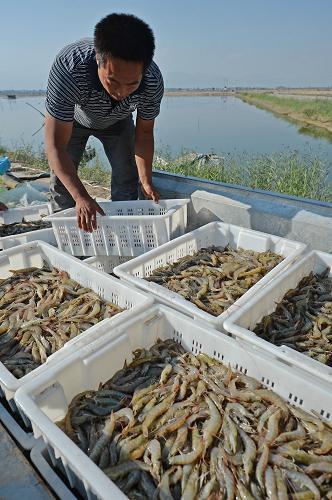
top-left (59, 339), bottom-right (332, 499)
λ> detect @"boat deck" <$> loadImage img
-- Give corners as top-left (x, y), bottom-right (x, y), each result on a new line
top-left (0, 422), bottom-right (54, 499)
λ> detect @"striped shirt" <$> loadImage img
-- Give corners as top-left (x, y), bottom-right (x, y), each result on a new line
top-left (46, 38), bottom-right (164, 129)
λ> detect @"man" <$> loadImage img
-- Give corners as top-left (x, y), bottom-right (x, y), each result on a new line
top-left (45, 13), bottom-right (163, 232)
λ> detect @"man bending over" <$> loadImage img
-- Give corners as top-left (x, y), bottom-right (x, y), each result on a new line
top-left (45, 13), bottom-right (163, 231)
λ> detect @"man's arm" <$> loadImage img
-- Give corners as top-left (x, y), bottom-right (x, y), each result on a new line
top-left (135, 117), bottom-right (160, 202)
top-left (45, 112), bottom-right (104, 232)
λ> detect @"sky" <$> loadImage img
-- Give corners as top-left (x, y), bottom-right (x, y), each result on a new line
top-left (1, 0), bottom-right (332, 89)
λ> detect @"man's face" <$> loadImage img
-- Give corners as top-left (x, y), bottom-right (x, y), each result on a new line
top-left (97, 56), bottom-right (143, 101)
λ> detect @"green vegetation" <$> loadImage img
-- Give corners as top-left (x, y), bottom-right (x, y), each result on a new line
top-left (155, 149), bottom-right (332, 202)
top-left (78, 157), bottom-right (111, 186)
top-left (1, 143), bottom-right (331, 203)
top-left (3, 144), bottom-right (50, 171)
top-left (238, 92), bottom-right (332, 130)
top-left (0, 143), bottom-right (111, 185)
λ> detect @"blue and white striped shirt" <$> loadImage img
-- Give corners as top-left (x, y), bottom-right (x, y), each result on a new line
top-left (46, 38), bottom-right (164, 129)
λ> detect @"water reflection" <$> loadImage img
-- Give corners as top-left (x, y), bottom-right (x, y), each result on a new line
top-left (298, 124), bottom-right (332, 144)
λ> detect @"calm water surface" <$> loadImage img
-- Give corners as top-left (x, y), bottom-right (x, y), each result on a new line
top-left (1, 96), bottom-right (332, 174)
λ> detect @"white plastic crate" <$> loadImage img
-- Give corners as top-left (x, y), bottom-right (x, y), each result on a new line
top-left (224, 250), bottom-right (332, 384)
top-left (0, 241), bottom-right (153, 404)
top-left (0, 203), bottom-right (52, 224)
top-left (85, 255), bottom-right (133, 274)
top-left (0, 203), bottom-right (56, 250)
top-left (114, 221), bottom-right (307, 330)
top-left (15, 305), bottom-right (332, 500)
top-left (0, 228), bottom-right (57, 250)
top-left (45, 199), bottom-right (189, 256)
top-left (0, 400), bottom-right (36, 450)
top-left (30, 441), bottom-right (77, 500)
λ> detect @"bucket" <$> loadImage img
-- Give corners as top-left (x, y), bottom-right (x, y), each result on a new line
top-left (0, 157), bottom-right (10, 175)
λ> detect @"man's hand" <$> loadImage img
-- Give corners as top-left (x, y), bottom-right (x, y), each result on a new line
top-left (140, 182), bottom-right (160, 203)
top-left (0, 202), bottom-right (8, 211)
top-left (75, 195), bottom-right (105, 232)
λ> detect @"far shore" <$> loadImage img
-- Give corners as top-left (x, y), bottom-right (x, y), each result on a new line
top-left (237, 92), bottom-right (332, 134)
top-left (1, 87), bottom-right (332, 98)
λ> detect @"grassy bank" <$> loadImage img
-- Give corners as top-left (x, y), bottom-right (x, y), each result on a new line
top-left (1, 144), bottom-right (331, 203)
top-left (237, 92), bottom-right (332, 133)
top-left (155, 150), bottom-right (332, 202)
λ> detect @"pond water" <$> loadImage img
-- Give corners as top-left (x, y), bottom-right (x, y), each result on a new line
top-left (1, 95), bottom-right (332, 175)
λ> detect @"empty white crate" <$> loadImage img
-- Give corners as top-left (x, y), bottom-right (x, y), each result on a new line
top-left (15, 304), bottom-right (332, 500)
top-left (0, 203), bottom-right (56, 250)
top-left (0, 241), bottom-right (153, 405)
top-left (114, 221), bottom-right (307, 330)
top-left (224, 250), bottom-right (332, 384)
top-left (46, 199), bottom-right (189, 256)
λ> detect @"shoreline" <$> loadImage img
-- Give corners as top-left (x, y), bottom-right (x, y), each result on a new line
top-left (236, 94), bottom-right (332, 134)
top-left (1, 87), bottom-right (332, 99)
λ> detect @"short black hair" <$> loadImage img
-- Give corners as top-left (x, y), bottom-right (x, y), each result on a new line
top-left (94, 13), bottom-right (155, 69)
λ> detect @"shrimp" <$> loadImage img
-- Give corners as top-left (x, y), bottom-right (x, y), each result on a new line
top-left (305, 462), bottom-right (332, 474)
top-left (103, 459), bottom-right (153, 480)
top-left (273, 423), bottom-right (306, 445)
top-left (255, 444), bottom-right (269, 493)
top-left (265, 466), bottom-right (277, 499)
top-left (198, 477), bottom-right (217, 499)
top-left (281, 469), bottom-right (320, 499)
top-left (216, 454), bottom-right (235, 500)
top-left (202, 395), bottom-right (222, 451)
top-left (239, 428), bottom-right (257, 482)
top-left (89, 412), bottom-right (115, 463)
top-left (313, 430), bottom-right (332, 454)
top-left (269, 453), bottom-right (299, 471)
top-left (181, 464), bottom-right (194, 493)
top-left (159, 363), bottom-right (173, 384)
top-left (274, 467), bottom-right (288, 500)
top-left (237, 481), bottom-right (255, 499)
top-left (160, 412), bottom-right (191, 438)
top-left (254, 389), bottom-right (289, 418)
top-left (264, 409), bottom-right (282, 445)
top-left (119, 434), bottom-right (147, 461)
top-left (182, 465), bottom-right (199, 500)
top-left (142, 394), bottom-right (176, 437)
top-left (143, 439), bottom-right (162, 481)
top-left (169, 426), bottom-right (204, 465)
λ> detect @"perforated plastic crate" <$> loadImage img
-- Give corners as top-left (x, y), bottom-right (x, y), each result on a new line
top-left (30, 441), bottom-right (77, 500)
top-left (85, 255), bottom-right (133, 274)
top-left (0, 241), bottom-right (153, 405)
top-left (15, 305), bottom-right (332, 500)
top-left (0, 399), bottom-right (35, 450)
top-left (0, 228), bottom-right (57, 250)
top-left (0, 203), bottom-right (52, 224)
top-left (224, 250), bottom-right (332, 384)
top-left (114, 221), bottom-right (307, 330)
top-left (46, 199), bottom-right (189, 256)
top-left (0, 203), bottom-right (56, 250)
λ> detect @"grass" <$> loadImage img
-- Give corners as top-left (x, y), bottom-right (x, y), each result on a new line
top-left (78, 156), bottom-right (111, 186)
top-left (0, 142), bottom-right (111, 185)
top-left (0, 142), bottom-right (331, 203)
top-left (2, 143), bottom-right (50, 171)
top-left (238, 92), bottom-right (332, 127)
top-left (154, 149), bottom-right (332, 202)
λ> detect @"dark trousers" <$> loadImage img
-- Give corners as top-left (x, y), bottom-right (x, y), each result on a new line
top-left (50, 116), bottom-right (139, 210)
